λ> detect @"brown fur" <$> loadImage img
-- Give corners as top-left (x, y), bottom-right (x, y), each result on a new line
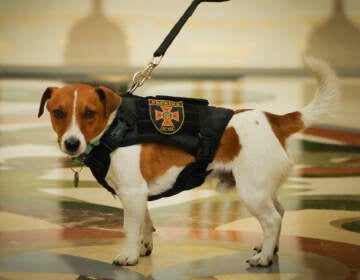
top-left (45, 85), bottom-right (77, 142)
top-left (76, 88), bottom-right (113, 143)
top-left (265, 111), bottom-right (304, 148)
top-left (234, 109), bottom-right (252, 114)
top-left (140, 127), bottom-right (241, 183)
top-left (214, 127), bottom-right (241, 163)
top-left (140, 144), bottom-right (195, 183)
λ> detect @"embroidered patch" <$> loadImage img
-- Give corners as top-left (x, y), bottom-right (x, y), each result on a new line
top-left (148, 99), bottom-right (185, 135)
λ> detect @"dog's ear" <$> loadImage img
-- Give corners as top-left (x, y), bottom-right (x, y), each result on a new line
top-left (95, 86), bottom-right (121, 116)
top-left (38, 87), bottom-right (58, 117)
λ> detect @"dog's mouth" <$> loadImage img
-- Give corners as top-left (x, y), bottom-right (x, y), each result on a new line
top-left (60, 147), bottom-right (84, 158)
top-left (67, 150), bottom-right (83, 157)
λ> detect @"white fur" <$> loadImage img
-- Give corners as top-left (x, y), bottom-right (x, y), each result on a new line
top-left (301, 56), bottom-right (340, 126)
top-left (61, 89), bottom-right (87, 156)
top-left (148, 166), bottom-right (183, 196)
top-left (57, 57), bottom-right (340, 267)
top-left (230, 110), bottom-right (292, 265)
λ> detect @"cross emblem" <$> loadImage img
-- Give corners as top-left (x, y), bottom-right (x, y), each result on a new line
top-left (155, 106), bottom-right (180, 127)
top-left (149, 99), bottom-right (184, 135)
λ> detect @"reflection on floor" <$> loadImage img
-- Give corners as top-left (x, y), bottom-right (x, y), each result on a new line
top-left (0, 79), bottom-right (359, 280)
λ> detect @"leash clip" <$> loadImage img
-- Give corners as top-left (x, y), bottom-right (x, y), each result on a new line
top-left (128, 56), bottom-right (163, 94)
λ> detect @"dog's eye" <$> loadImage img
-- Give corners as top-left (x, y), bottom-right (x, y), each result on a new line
top-left (84, 110), bottom-right (96, 119)
top-left (53, 109), bottom-right (66, 119)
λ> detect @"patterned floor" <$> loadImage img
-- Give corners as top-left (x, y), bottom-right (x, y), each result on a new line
top-left (0, 79), bottom-right (359, 280)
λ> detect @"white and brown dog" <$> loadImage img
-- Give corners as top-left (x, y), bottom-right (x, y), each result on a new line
top-left (38, 57), bottom-right (339, 267)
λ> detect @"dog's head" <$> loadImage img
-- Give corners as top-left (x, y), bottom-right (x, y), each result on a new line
top-left (38, 83), bottom-right (121, 157)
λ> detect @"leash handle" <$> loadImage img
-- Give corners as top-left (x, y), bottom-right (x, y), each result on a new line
top-left (128, 0), bottom-right (230, 94)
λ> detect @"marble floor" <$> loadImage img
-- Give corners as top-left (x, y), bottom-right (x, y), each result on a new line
top-left (0, 78), bottom-right (359, 280)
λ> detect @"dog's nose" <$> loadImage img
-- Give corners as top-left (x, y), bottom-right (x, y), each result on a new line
top-left (64, 137), bottom-right (80, 153)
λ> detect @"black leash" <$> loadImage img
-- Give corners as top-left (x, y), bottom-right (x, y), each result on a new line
top-left (154, 0), bottom-right (230, 58)
top-left (128, 0), bottom-right (230, 94)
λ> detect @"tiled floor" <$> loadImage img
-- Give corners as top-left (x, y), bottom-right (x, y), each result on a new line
top-left (0, 78), bottom-right (359, 279)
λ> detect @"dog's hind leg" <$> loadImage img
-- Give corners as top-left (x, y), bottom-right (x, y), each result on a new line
top-left (253, 195), bottom-right (284, 254)
top-left (249, 200), bottom-right (281, 267)
top-left (237, 183), bottom-right (282, 267)
top-left (233, 158), bottom-right (290, 267)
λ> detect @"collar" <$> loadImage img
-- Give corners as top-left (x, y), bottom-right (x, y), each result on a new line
top-left (72, 139), bottom-right (100, 165)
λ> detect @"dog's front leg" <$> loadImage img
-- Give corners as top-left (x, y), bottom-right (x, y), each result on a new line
top-left (113, 191), bottom-right (147, 266)
top-left (140, 208), bottom-right (154, 257)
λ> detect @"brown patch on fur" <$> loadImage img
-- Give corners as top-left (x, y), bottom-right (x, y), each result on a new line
top-left (214, 127), bottom-right (241, 163)
top-left (76, 88), bottom-right (110, 143)
top-left (234, 109), bottom-right (252, 114)
top-left (140, 127), bottom-right (242, 182)
top-left (265, 111), bottom-right (305, 148)
top-left (95, 86), bottom-right (122, 117)
top-left (140, 144), bottom-right (194, 183)
top-left (45, 85), bottom-right (77, 142)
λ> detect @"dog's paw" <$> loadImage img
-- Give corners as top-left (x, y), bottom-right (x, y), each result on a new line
top-left (112, 250), bottom-right (139, 266)
top-left (253, 245), bottom-right (262, 253)
top-left (246, 252), bottom-right (273, 267)
top-left (140, 239), bottom-right (153, 256)
top-left (253, 245), bottom-right (279, 254)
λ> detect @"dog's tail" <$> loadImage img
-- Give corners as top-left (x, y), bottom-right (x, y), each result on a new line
top-left (299, 56), bottom-right (340, 126)
top-left (264, 57), bottom-right (340, 146)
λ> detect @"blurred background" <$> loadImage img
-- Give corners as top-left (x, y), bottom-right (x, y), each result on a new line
top-left (0, 0), bottom-right (359, 127)
top-left (0, 1), bottom-right (359, 279)
top-left (1, 0), bottom-right (360, 67)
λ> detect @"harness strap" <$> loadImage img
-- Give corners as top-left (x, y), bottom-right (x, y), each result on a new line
top-left (148, 104), bottom-right (234, 201)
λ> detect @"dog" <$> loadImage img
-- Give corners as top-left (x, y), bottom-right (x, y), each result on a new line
top-left (38, 57), bottom-right (339, 267)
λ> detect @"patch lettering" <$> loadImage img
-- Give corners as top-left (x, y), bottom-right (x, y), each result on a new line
top-left (148, 99), bottom-right (185, 135)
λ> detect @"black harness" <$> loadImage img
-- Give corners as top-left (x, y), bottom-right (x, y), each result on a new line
top-left (78, 94), bottom-right (233, 200)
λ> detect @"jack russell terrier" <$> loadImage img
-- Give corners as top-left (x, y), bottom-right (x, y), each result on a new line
top-left (38, 57), bottom-right (339, 267)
